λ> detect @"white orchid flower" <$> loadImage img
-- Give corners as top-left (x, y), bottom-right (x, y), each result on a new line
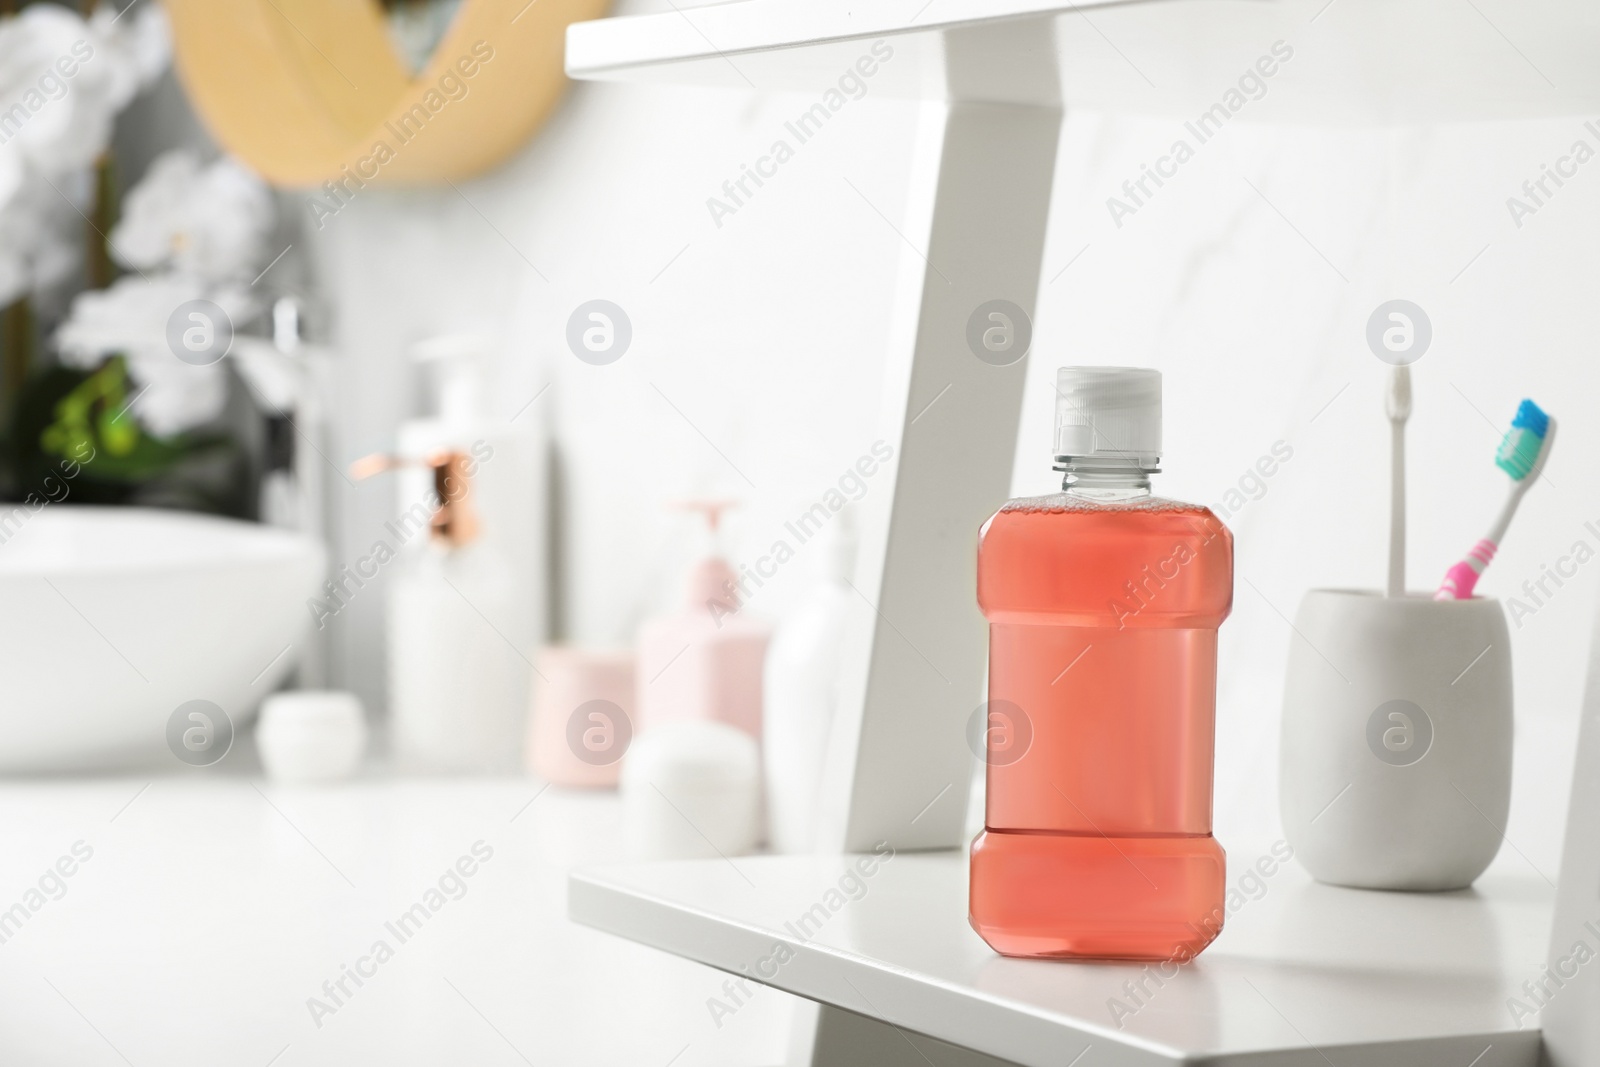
top-left (0, 170), bottom-right (86, 307)
top-left (111, 150), bottom-right (275, 284)
top-left (0, 0), bottom-right (170, 303)
top-left (55, 274), bottom-right (253, 437)
top-left (0, 3), bottom-right (165, 180)
top-left (55, 144), bottom-right (279, 438)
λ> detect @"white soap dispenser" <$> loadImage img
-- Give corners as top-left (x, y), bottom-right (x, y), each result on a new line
top-left (352, 448), bottom-right (525, 773)
top-left (355, 334), bottom-right (545, 773)
top-left (762, 510), bottom-right (857, 853)
top-left (405, 334), bottom-right (546, 673)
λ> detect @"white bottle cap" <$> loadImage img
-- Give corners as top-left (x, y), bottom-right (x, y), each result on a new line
top-left (1053, 366), bottom-right (1162, 465)
top-left (256, 691), bottom-right (367, 783)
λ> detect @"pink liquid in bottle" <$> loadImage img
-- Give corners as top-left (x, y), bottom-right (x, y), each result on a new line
top-left (969, 368), bottom-right (1232, 961)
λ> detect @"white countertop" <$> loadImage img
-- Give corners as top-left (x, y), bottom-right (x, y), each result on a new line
top-left (572, 847), bottom-right (1553, 1066)
top-left (0, 774), bottom-right (792, 1067)
top-left (1, 769), bottom-right (1557, 1067)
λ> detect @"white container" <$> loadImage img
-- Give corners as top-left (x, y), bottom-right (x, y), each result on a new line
top-left (1280, 590), bottom-right (1512, 891)
top-left (257, 691), bottom-right (367, 783)
top-left (388, 544), bottom-right (525, 773)
top-left (385, 334), bottom-right (545, 775)
top-left (763, 515), bottom-right (855, 853)
top-left (525, 646), bottom-right (636, 788)
top-left (621, 721), bottom-right (760, 861)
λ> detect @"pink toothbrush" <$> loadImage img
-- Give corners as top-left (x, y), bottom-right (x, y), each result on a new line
top-left (1435, 399), bottom-right (1555, 600)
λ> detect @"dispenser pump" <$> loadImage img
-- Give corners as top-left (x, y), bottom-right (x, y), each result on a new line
top-left (673, 499), bottom-right (739, 611)
top-left (411, 334), bottom-right (491, 427)
top-left (351, 451), bottom-right (481, 548)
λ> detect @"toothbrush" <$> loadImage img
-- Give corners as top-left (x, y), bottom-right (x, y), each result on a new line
top-left (1434, 399), bottom-right (1555, 601)
top-left (1386, 366), bottom-right (1412, 597)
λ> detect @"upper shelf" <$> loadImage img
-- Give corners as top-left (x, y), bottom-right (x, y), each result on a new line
top-left (571, 849), bottom-right (1549, 1067)
top-left (567, 0), bottom-right (1600, 124)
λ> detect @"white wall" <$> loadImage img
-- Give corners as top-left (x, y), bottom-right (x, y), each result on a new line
top-left (1034, 113), bottom-right (1600, 881)
top-left (306, 6), bottom-right (1600, 879)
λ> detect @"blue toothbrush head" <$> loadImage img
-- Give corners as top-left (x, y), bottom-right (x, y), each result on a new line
top-left (1496, 399), bottom-right (1551, 480)
top-left (1510, 398), bottom-right (1550, 437)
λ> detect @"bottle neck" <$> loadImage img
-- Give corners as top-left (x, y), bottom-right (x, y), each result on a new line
top-left (1056, 456), bottom-right (1157, 500)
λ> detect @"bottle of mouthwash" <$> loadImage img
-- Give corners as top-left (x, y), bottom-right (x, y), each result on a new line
top-left (969, 367), bottom-right (1232, 961)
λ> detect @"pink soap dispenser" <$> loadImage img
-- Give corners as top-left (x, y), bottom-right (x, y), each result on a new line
top-left (636, 501), bottom-right (769, 740)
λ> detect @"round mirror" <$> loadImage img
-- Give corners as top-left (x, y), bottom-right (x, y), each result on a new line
top-left (162, 0), bottom-right (608, 186)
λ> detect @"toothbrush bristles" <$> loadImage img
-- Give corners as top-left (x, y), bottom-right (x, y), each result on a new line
top-left (1495, 399), bottom-right (1550, 481)
top-left (1509, 398), bottom-right (1550, 437)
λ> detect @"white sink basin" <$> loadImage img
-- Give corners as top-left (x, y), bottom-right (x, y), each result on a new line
top-left (0, 506), bottom-right (324, 771)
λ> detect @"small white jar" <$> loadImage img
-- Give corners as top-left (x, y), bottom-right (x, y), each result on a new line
top-left (256, 691), bottom-right (368, 784)
top-left (1280, 590), bottom-right (1512, 891)
top-left (621, 721), bottom-right (760, 861)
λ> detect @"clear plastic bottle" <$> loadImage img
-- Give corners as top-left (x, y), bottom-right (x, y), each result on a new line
top-left (969, 367), bottom-right (1232, 961)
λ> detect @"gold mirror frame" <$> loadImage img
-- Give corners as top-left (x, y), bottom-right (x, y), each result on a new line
top-left (163, 0), bottom-right (608, 187)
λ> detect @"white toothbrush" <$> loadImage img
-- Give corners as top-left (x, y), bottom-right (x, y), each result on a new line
top-left (1386, 365), bottom-right (1411, 598)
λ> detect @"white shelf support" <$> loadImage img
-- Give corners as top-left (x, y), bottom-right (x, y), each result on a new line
top-left (1541, 590), bottom-right (1600, 1066)
top-left (804, 23), bottom-right (1063, 1066)
top-left (819, 22), bottom-right (1061, 856)
top-left (788, 999), bottom-right (1024, 1067)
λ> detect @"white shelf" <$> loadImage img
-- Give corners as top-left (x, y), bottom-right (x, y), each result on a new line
top-left (572, 849), bottom-right (1550, 1067)
top-left (567, 0), bottom-right (1600, 123)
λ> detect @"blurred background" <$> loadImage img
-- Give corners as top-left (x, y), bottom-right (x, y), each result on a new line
top-left (0, 0), bottom-right (1593, 1063)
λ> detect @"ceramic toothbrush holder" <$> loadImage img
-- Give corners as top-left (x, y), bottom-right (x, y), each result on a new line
top-left (1279, 589), bottom-right (1512, 891)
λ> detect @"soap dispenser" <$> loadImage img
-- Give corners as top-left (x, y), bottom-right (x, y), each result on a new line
top-left (636, 501), bottom-right (770, 741)
top-left (352, 447), bottom-right (525, 773)
top-left (406, 334), bottom-right (545, 674)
